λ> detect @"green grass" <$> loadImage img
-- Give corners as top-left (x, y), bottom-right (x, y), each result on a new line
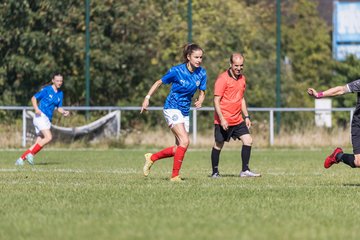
top-left (1, 148), bottom-right (360, 240)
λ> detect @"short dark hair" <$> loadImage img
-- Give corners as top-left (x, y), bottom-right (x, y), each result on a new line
top-left (52, 72), bottom-right (63, 79)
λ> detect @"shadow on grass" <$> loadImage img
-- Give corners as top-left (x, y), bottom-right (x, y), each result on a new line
top-left (343, 183), bottom-right (360, 187)
top-left (35, 162), bottom-right (62, 165)
top-left (209, 174), bottom-right (239, 178)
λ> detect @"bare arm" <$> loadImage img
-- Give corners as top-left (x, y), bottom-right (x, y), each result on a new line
top-left (242, 98), bottom-right (251, 128)
top-left (140, 79), bottom-right (163, 113)
top-left (214, 95), bottom-right (228, 130)
top-left (194, 90), bottom-right (205, 109)
top-left (57, 107), bottom-right (70, 117)
top-left (307, 85), bottom-right (348, 98)
top-left (31, 96), bottom-right (41, 115)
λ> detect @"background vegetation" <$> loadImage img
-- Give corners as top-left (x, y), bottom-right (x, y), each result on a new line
top-left (1, 0), bottom-right (360, 130)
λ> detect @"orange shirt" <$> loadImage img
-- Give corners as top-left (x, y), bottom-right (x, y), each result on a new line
top-left (214, 70), bottom-right (246, 126)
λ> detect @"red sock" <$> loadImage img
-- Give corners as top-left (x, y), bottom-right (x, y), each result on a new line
top-left (20, 149), bottom-right (32, 160)
top-left (31, 144), bottom-right (43, 155)
top-left (172, 146), bottom-right (187, 178)
top-left (151, 146), bottom-right (175, 162)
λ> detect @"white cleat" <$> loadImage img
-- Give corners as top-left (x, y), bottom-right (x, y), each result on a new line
top-left (15, 158), bottom-right (24, 166)
top-left (26, 153), bottom-right (34, 165)
top-left (240, 170), bottom-right (261, 177)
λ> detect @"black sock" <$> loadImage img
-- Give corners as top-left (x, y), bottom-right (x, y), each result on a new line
top-left (337, 153), bottom-right (356, 168)
top-left (211, 148), bottom-right (221, 174)
top-left (241, 145), bottom-right (252, 171)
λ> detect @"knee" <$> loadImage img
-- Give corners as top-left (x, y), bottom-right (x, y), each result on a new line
top-left (243, 135), bottom-right (253, 146)
top-left (355, 155), bottom-right (360, 167)
top-left (45, 135), bottom-right (53, 143)
top-left (179, 137), bottom-right (190, 148)
top-left (214, 141), bottom-right (224, 150)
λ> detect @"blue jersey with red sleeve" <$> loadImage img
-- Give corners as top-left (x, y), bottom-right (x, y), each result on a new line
top-left (161, 63), bottom-right (207, 116)
top-left (34, 85), bottom-right (63, 122)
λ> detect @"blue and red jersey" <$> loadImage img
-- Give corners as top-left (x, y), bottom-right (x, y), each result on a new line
top-left (161, 63), bottom-right (207, 116)
top-left (34, 85), bottom-right (63, 122)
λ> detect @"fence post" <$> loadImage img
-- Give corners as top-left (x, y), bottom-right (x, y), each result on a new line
top-left (270, 110), bottom-right (274, 146)
top-left (192, 108), bottom-right (197, 144)
top-left (117, 110), bottom-right (121, 139)
top-left (22, 108), bottom-right (26, 147)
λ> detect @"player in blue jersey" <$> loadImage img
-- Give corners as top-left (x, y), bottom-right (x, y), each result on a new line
top-left (140, 43), bottom-right (207, 182)
top-left (15, 73), bottom-right (70, 166)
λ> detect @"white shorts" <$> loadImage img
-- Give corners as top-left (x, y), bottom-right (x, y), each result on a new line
top-left (163, 109), bottom-right (190, 133)
top-left (33, 112), bottom-right (51, 135)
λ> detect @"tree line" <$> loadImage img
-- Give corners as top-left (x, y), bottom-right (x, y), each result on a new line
top-left (0, 0), bottom-right (359, 127)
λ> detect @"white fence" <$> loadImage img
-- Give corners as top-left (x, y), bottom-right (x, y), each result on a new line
top-left (0, 106), bottom-right (355, 147)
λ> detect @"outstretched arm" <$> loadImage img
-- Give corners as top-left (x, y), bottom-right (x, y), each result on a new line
top-left (307, 85), bottom-right (348, 99)
top-left (140, 79), bottom-right (163, 113)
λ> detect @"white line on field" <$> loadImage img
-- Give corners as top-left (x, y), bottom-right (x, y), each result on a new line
top-left (0, 168), bottom-right (138, 174)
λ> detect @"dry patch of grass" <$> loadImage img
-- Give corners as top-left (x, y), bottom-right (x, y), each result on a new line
top-left (0, 124), bottom-right (351, 149)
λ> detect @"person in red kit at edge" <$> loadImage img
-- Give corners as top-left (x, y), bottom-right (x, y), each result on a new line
top-left (308, 79), bottom-right (360, 169)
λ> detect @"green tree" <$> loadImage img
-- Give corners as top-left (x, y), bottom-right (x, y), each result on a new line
top-left (282, 0), bottom-right (333, 108)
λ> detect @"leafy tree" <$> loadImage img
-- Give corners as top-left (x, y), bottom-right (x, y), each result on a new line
top-left (281, 0), bottom-right (333, 108)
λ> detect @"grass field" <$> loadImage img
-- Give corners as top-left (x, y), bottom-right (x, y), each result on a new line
top-left (1, 148), bottom-right (360, 240)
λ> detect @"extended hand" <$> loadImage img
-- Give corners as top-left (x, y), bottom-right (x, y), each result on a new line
top-left (307, 88), bottom-right (317, 98)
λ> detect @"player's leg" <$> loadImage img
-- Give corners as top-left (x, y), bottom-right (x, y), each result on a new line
top-left (237, 123), bottom-right (260, 177)
top-left (329, 151), bottom-right (360, 169)
top-left (32, 129), bottom-right (52, 153)
top-left (170, 123), bottom-right (189, 181)
top-left (143, 145), bottom-right (176, 177)
top-left (26, 130), bottom-right (52, 165)
top-left (325, 127), bottom-right (360, 169)
top-left (211, 124), bottom-right (225, 178)
top-left (16, 114), bottom-right (51, 166)
top-left (143, 109), bottom-right (185, 178)
top-left (150, 146), bottom-right (176, 162)
top-left (239, 134), bottom-right (253, 172)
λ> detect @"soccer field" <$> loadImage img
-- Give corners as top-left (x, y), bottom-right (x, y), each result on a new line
top-left (1, 148), bottom-right (360, 240)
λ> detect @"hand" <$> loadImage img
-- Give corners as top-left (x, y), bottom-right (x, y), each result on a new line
top-left (35, 109), bottom-right (42, 117)
top-left (307, 88), bottom-right (317, 98)
top-left (220, 118), bottom-right (228, 131)
top-left (62, 111), bottom-right (70, 117)
top-left (194, 98), bottom-right (202, 109)
top-left (245, 118), bottom-right (251, 129)
top-left (140, 99), bottom-right (149, 114)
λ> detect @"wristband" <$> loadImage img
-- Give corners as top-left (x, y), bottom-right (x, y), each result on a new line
top-left (316, 92), bottom-right (324, 99)
top-left (244, 115), bottom-right (250, 119)
top-left (145, 95), bottom-right (151, 100)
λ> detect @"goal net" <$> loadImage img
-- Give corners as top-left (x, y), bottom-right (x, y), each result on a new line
top-left (25, 110), bottom-right (120, 144)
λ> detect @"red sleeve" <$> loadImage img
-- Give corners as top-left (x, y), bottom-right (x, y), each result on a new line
top-left (214, 74), bottom-right (227, 97)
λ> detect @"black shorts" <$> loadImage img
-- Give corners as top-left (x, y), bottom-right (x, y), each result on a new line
top-left (351, 119), bottom-right (360, 154)
top-left (214, 121), bottom-right (250, 143)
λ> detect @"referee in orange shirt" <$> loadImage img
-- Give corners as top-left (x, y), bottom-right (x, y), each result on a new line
top-left (211, 53), bottom-right (261, 178)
